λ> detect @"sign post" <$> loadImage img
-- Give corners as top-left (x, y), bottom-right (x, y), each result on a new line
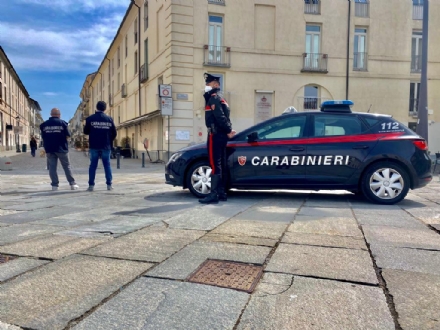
top-left (159, 84), bottom-right (173, 160)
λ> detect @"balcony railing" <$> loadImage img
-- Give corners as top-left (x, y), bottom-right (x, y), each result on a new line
top-left (304, 0), bottom-right (320, 14)
top-left (355, 1), bottom-right (369, 17)
top-left (297, 97), bottom-right (330, 111)
top-left (409, 98), bottom-right (419, 115)
top-left (121, 83), bottom-right (127, 98)
top-left (302, 53), bottom-right (328, 73)
top-left (140, 63), bottom-right (148, 83)
top-left (208, 0), bottom-right (225, 5)
top-left (353, 52), bottom-right (368, 71)
top-left (203, 45), bottom-right (231, 67)
top-left (411, 55), bottom-right (422, 73)
top-left (413, 4), bottom-right (423, 20)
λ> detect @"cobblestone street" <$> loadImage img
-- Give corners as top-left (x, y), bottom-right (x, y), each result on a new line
top-left (0, 150), bottom-right (439, 330)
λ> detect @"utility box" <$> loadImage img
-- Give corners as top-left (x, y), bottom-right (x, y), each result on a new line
top-left (0, 157), bottom-right (13, 171)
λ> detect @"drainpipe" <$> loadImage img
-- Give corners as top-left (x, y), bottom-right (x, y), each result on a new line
top-left (131, 0), bottom-right (142, 118)
top-left (346, 0), bottom-right (351, 100)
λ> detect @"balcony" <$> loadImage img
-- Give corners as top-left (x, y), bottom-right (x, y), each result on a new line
top-left (411, 55), bottom-right (422, 73)
top-left (304, 0), bottom-right (320, 15)
top-left (409, 98), bottom-right (419, 116)
top-left (413, 4), bottom-right (423, 20)
top-left (121, 83), bottom-right (127, 98)
top-left (203, 45), bottom-right (231, 67)
top-left (297, 97), bottom-right (330, 111)
top-left (355, 0), bottom-right (369, 17)
top-left (140, 63), bottom-right (148, 83)
top-left (353, 52), bottom-right (368, 71)
top-left (208, 0), bottom-right (225, 5)
top-left (301, 53), bottom-right (328, 73)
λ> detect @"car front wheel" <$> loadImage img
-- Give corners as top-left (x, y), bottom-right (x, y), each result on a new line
top-left (361, 162), bottom-right (409, 205)
top-left (186, 161), bottom-right (212, 198)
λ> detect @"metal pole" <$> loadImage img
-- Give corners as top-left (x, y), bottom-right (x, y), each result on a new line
top-left (117, 151), bottom-right (120, 169)
top-left (417, 0), bottom-right (429, 143)
top-left (346, 0), bottom-right (351, 100)
top-left (142, 152), bottom-right (145, 167)
top-left (167, 115), bottom-right (170, 161)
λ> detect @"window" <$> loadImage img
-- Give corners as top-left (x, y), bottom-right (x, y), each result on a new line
top-left (355, 0), bottom-right (369, 17)
top-left (304, 0), bottom-right (320, 15)
top-left (313, 115), bottom-right (363, 137)
top-left (134, 18), bottom-right (138, 44)
top-left (411, 31), bottom-right (422, 72)
top-left (256, 116), bottom-right (307, 140)
top-left (304, 25), bottom-right (321, 70)
top-left (354, 28), bottom-right (367, 70)
top-left (125, 35), bottom-right (128, 57)
top-left (413, 0), bottom-right (423, 19)
top-left (0, 82), bottom-right (2, 99)
top-left (409, 82), bottom-right (420, 113)
top-left (117, 47), bottom-right (121, 68)
top-left (112, 59), bottom-right (114, 76)
top-left (208, 16), bottom-right (223, 63)
top-left (118, 73), bottom-right (120, 91)
top-left (144, 1), bottom-right (148, 31)
top-left (134, 51), bottom-right (138, 74)
top-left (303, 85), bottom-right (319, 110)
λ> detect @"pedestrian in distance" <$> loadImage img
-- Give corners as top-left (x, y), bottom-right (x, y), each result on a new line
top-left (84, 101), bottom-right (117, 191)
top-left (40, 108), bottom-right (79, 191)
top-left (30, 136), bottom-right (37, 157)
top-left (199, 73), bottom-right (236, 204)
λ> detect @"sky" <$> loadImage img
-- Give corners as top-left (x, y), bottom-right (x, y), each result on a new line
top-left (0, 0), bottom-right (131, 121)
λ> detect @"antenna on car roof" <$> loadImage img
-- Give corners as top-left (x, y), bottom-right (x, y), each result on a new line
top-left (367, 104), bottom-right (372, 113)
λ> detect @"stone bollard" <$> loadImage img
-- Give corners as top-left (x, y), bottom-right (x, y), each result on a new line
top-left (0, 157), bottom-right (13, 171)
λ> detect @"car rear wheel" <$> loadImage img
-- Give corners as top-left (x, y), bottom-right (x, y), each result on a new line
top-left (361, 162), bottom-right (409, 205)
top-left (186, 161), bottom-right (212, 198)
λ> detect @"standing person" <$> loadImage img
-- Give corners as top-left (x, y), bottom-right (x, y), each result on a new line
top-left (84, 101), bottom-right (117, 191)
top-left (30, 136), bottom-right (37, 157)
top-left (199, 73), bottom-right (236, 204)
top-left (40, 108), bottom-right (79, 191)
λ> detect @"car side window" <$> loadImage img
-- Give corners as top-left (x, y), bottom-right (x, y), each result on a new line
top-left (313, 115), bottom-right (363, 137)
top-left (256, 116), bottom-right (306, 140)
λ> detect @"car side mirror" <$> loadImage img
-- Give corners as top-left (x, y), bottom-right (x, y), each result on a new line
top-left (247, 131), bottom-right (259, 143)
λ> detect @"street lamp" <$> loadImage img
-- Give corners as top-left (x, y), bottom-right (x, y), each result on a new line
top-left (15, 116), bottom-right (21, 153)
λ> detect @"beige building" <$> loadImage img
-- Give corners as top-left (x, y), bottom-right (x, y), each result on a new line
top-left (79, 0), bottom-right (440, 158)
top-left (0, 46), bottom-right (33, 152)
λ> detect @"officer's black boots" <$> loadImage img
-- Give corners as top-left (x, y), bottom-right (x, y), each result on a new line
top-left (199, 174), bottom-right (220, 204)
top-left (218, 181), bottom-right (227, 201)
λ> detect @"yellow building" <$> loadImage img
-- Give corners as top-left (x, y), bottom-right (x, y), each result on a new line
top-left (81, 0), bottom-right (440, 158)
top-left (0, 46), bottom-right (32, 152)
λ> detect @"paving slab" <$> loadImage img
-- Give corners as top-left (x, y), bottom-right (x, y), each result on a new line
top-left (164, 202), bottom-right (255, 231)
top-left (282, 232), bottom-right (367, 250)
top-left (355, 213), bottom-right (427, 229)
top-left (403, 207), bottom-right (440, 225)
top-left (370, 244), bottom-right (440, 276)
top-left (0, 254), bottom-right (153, 330)
top-left (115, 202), bottom-right (198, 218)
top-left (0, 258), bottom-right (49, 282)
top-left (0, 235), bottom-right (110, 259)
top-left (363, 225), bottom-right (440, 250)
top-left (266, 243), bottom-right (378, 284)
top-left (73, 277), bottom-right (249, 330)
top-left (82, 225), bottom-right (205, 262)
top-left (0, 206), bottom-right (81, 224)
top-left (303, 199), bottom-right (351, 208)
top-left (237, 274), bottom-right (394, 330)
top-left (383, 269), bottom-right (440, 330)
top-left (0, 321), bottom-right (22, 329)
top-left (210, 220), bottom-right (288, 240)
top-left (0, 223), bottom-right (8, 227)
top-left (288, 216), bottom-right (363, 238)
top-left (0, 224), bottom-right (62, 245)
top-left (433, 224), bottom-right (440, 231)
top-left (201, 233), bottom-right (277, 247)
top-left (0, 210), bottom-right (23, 217)
top-left (296, 207), bottom-right (353, 218)
top-left (232, 203), bottom-right (299, 223)
top-left (147, 240), bottom-right (271, 280)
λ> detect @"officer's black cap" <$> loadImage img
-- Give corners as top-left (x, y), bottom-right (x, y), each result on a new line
top-left (96, 101), bottom-right (107, 111)
top-left (204, 73), bottom-right (220, 84)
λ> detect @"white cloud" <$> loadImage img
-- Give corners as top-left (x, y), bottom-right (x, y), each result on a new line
top-left (17, 0), bottom-right (129, 12)
top-left (42, 92), bottom-right (58, 96)
top-left (0, 13), bottom-right (124, 72)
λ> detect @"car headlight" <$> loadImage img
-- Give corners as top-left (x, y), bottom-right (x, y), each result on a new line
top-left (169, 152), bottom-right (182, 163)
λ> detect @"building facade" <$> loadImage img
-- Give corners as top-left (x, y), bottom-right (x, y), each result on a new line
top-left (82, 0), bottom-right (440, 158)
top-left (0, 46), bottom-right (38, 152)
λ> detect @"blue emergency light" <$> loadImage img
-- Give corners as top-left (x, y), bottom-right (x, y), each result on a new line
top-left (320, 100), bottom-right (353, 113)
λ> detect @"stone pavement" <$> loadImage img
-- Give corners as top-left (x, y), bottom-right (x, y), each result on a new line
top-left (0, 151), bottom-right (439, 329)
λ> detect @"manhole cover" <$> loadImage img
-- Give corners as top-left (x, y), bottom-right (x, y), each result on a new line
top-left (0, 254), bottom-right (17, 264)
top-left (187, 259), bottom-right (263, 293)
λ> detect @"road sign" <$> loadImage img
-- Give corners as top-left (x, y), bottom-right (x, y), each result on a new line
top-left (159, 85), bottom-right (172, 98)
top-left (160, 97), bottom-right (173, 116)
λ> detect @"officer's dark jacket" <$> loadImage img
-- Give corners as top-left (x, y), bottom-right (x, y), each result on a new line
top-left (204, 88), bottom-right (232, 134)
top-left (40, 117), bottom-right (70, 153)
top-left (84, 111), bottom-right (117, 150)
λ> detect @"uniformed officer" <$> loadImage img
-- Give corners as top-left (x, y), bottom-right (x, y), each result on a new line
top-left (199, 73), bottom-right (236, 204)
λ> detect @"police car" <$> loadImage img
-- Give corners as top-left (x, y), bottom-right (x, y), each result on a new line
top-left (165, 101), bottom-right (432, 204)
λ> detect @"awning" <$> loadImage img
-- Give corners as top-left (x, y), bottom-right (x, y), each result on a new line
top-left (117, 110), bottom-right (161, 129)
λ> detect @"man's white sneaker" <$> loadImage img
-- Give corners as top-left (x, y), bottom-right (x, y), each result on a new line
top-left (107, 185), bottom-right (113, 191)
top-left (52, 186), bottom-right (59, 191)
top-left (71, 184), bottom-right (79, 190)
top-left (87, 186), bottom-right (94, 192)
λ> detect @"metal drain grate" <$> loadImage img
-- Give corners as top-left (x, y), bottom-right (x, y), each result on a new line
top-left (187, 259), bottom-right (263, 293)
top-left (0, 254), bottom-right (17, 264)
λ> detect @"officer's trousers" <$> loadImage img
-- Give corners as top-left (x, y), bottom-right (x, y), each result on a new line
top-left (207, 133), bottom-right (228, 184)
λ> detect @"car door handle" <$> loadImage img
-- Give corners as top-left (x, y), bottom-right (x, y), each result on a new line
top-left (353, 145), bottom-right (369, 149)
top-left (289, 147), bottom-right (305, 152)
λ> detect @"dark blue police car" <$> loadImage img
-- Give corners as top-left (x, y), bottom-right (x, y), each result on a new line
top-left (165, 101), bottom-right (432, 204)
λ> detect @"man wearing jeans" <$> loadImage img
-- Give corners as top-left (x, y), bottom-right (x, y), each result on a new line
top-left (40, 108), bottom-right (79, 191)
top-left (84, 101), bottom-right (117, 191)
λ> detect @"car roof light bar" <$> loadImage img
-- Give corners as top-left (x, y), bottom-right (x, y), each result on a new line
top-left (321, 100), bottom-right (353, 113)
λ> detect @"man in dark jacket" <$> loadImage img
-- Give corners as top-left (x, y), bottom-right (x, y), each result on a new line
top-left (84, 101), bottom-right (117, 191)
top-left (199, 73), bottom-right (236, 204)
top-left (40, 108), bottom-right (78, 191)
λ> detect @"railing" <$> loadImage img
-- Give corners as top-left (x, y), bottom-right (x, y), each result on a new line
top-left (208, 0), bottom-right (225, 5)
top-left (121, 83), bottom-right (127, 98)
top-left (140, 63), bottom-right (148, 83)
top-left (302, 53), bottom-right (328, 73)
top-left (297, 97), bottom-right (330, 111)
top-left (353, 52), bottom-right (368, 71)
top-left (409, 98), bottom-right (419, 115)
top-left (304, 0), bottom-right (320, 14)
top-left (203, 45), bottom-right (231, 67)
top-left (355, 1), bottom-right (369, 17)
top-left (413, 4), bottom-right (423, 20)
top-left (411, 55), bottom-right (422, 73)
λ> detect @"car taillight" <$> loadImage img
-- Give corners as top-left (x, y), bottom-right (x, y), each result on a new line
top-left (413, 140), bottom-right (428, 150)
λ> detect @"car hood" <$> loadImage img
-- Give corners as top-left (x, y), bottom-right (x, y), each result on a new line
top-left (176, 142), bottom-right (206, 153)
